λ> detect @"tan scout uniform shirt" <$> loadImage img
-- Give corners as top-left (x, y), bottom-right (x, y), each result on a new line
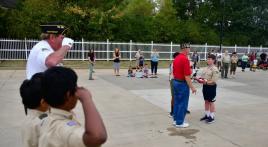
top-left (22, 109), bottom-right (47, 147)
top-left (39, 108), bottom-right (86, 147)
top-left (201, 65), bottom-right (219, 83)
top-left (231, 56), bottom-right (238, 64)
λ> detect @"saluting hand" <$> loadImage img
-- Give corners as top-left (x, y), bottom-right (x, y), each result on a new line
top-left (75, 87), bottom-right (92, 102)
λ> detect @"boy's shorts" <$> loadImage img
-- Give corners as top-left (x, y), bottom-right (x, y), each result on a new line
top-left (202, 84), bottom-right (217, 102)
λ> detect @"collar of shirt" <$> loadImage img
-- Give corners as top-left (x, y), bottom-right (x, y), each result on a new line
top-left (27, 109), bottom-right (45, 117)
top-left (50, 108), bottom-right (73, 120)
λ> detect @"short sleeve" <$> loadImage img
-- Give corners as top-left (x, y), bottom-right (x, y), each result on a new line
top-left (184, 59), bottom-right (192, 76)
top-left (59, 122), bottom-right (86, 147)
top-left (67, 127), bottom-right (86, 147)
top-left (36, 48), bottom-right (53, 68)
top-left (211, 69), bottom-right (219, 82)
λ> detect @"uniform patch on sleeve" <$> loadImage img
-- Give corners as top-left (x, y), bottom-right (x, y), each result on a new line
top-left (67, 121), bottom-right (77, 126)
top-left (41, 48), bottom-right (49, 51)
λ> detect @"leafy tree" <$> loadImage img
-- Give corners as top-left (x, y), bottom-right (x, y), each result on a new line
top-left (152, 0), bottom-right (182, 43)
top-left (112, 0), bottom-right (154, 42)
top-left (6, 0), bottom-right (60, 38)
top-left (0, 8), bottom-right (8, 38)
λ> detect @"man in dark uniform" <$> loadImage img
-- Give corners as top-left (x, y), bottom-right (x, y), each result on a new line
top-left (172, 43), bottom-right (197, 128)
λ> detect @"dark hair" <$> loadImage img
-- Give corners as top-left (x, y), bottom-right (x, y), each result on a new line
top-left (20, 72), bottom-right (44, 110)
top-left (173, 52), bottom-right (180, 59)
top-left (208, 54), bottom-right (216, 60)
top-left (42, 67), bottom-right (77, 107)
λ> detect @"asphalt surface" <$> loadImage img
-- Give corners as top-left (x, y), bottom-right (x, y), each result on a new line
top-left (0, 68), bottom-right (267, 147)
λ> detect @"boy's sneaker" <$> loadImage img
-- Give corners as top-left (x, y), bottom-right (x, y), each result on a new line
top-left (200, 115), bottom-right (209, 121)
top-left (175, 122), bottom-right (189, 128)
top-left (206, 116), bottom-right (215, 124)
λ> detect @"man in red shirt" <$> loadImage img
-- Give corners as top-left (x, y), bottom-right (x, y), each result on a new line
top-left (172, 43), bottom-right (196, 128)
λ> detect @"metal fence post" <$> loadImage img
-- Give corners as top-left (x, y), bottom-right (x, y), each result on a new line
top-left (248, 45), bottom-right (250, 53)
top-left (260, 45), bottom-right (262, 52)
top-left (106, 39), bottom-right (109, 61)
top-left (130, 40), bottom-right (132, 61)
top-left (170, 41), bottom-right (173, 61)
top-left (151, 41), bottom-right (154, 52)
top-left (204, 43), bottom-right (207, 60)
top-left (24, 38), bottom-right (28, 60)
top-left (82, 38), bottom-right (84, 61)
top-left (235, 44), bottom-right (237, 52)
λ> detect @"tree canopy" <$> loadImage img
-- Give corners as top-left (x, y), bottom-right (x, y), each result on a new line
top-left (0, 0), bottom-right (267, 46)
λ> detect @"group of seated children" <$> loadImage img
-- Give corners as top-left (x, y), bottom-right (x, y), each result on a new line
top-left (128, 63), bottom-right (149, 78)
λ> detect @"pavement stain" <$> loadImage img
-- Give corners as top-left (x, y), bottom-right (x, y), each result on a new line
top-left (167, 127), bottom-right (199, 140)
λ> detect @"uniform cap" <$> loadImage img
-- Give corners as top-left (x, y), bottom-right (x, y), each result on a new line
top-left (180, 43), bottom-right (191, 49)
top-left (40, 22), bottom-right (67, 34)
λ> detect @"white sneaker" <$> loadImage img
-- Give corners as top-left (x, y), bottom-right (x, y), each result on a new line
top-left (175, 122), bottom-right (189, 128)
top-left (172, 121), bottom-right (176, 125)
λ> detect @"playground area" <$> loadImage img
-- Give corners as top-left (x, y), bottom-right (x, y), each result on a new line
top-left (0, 68), bottom-right (268, 147)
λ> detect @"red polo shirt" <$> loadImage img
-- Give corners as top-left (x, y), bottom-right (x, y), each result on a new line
top-left (173, 53), bottom-right (192, 80)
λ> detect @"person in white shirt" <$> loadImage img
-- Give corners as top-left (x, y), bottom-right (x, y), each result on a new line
top-left (26, 22), bottom-right (74, 79)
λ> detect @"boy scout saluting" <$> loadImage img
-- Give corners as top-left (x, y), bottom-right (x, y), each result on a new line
top-left (39, 67), bottom-right (107, 147)
top-left (19, 72), bottom-right (49, 147)
top-left (198, 54), bottom-right (219, 123)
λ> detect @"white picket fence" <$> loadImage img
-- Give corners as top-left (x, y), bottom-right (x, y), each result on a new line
top-left (0, 38), bottom-right (267, 61)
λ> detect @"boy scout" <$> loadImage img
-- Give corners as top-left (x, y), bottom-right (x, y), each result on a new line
top-left (199, 54), bottom-right (219, 123)
top-left (39, 66), bottom-right (107, 147)
top-left (19, 72), bottom-right (49, 147)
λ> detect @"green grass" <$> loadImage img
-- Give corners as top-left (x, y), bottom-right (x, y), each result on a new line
top-left (0, 60), bottom-right (207, 70)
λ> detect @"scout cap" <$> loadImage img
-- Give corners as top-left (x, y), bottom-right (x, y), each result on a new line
top-left (180, 43), bottom-right (190, 50)
top-left (40, 22), bottom-right (67, 35)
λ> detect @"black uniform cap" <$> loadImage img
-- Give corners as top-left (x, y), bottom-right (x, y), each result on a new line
top-left (40, 22), bottom-right (67, 34)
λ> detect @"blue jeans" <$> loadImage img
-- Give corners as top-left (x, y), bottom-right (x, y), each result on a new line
top-left (241, 61), bottom-right (247, 70)
top-left (172, 80), bottom-right (190, 125)
top-left (89, 63), bottom-right (93, 79)
top-left (151, 61), bottom-right (158, 74)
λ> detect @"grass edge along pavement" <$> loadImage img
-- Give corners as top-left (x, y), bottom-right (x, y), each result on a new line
top-left (0, 60), bottom-right (208, 70)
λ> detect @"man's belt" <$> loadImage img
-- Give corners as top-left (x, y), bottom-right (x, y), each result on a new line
top-left (174, 78), bottom-right (186, 82)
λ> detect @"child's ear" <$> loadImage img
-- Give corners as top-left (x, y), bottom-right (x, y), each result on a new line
top-left (40, 98), bottom-right (49, 111)
top-left (40, 99), bottom-right (46, 105)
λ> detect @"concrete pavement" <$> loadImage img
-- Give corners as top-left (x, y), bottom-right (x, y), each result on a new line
top-left (0, 68), bottom-right (267, 147)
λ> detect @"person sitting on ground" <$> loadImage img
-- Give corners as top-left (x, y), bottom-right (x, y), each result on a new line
top-left (135, 67), bottom-right (143, 78)
top-left (143, 63), bottom-right (149, 78)
top-left (19, 72), bottom-right (49, 147)
top-left (39, 66), bottom-right (107, 147)
top-left (127, 66), bottom-right (135, 77)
